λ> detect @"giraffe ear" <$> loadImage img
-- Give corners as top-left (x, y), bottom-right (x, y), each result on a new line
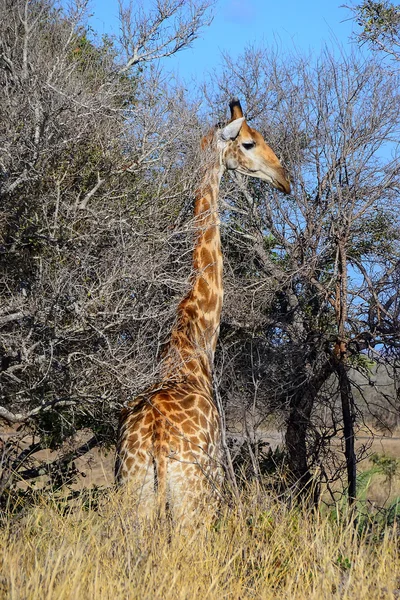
top-left (220, 117), bottom-right (245, 141)
top-left (229, 97), bottom-right (244, 120)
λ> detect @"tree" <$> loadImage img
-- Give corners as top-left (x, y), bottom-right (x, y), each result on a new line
top-left (2, 0), bottom-right (399, 510)
top-left (117, 0), bottom-right (214, 71)
top-left (206, 44), bottom-right (400, 502)
top-left (0, 0), bottom-right (212, 499)
top-left (346, 1), bottom-right (400, 61)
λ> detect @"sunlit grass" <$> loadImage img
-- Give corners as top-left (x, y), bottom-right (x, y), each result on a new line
top-left (0, 483), bottom-right (399, 600)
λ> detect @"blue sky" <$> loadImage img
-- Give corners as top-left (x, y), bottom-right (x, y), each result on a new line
top-left (88, 0), bottom-right (357, 80)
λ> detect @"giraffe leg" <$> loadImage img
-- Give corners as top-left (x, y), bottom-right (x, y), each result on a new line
top-left (117, 451), bottom-right (159, 520)
top-left (165, 458), bottom-right (221, 525)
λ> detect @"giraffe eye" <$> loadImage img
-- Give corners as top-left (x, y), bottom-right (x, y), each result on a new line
top-left (242, 141), bottom-right (255, 150)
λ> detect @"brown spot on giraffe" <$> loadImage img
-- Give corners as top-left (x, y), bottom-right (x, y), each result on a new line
top-left (196, 277), bottom-right (210, 299)
top-left (115, 98), bottom-right (290, 522)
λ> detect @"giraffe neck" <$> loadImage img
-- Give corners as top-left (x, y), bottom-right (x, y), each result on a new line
top-left (163, 159), bottom-right (224, 380)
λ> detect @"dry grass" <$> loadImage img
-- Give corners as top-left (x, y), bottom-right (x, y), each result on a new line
top-left (1, 430), bottom-right (400, 599)
top-left (0, 485), bottom-right (399, 600)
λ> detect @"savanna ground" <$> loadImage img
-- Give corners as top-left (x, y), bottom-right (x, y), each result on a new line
top-left (1, 430), bottom-right (399, 600)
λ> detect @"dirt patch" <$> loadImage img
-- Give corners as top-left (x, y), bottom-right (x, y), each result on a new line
top-left (2, 427), bottom-right (400, 495)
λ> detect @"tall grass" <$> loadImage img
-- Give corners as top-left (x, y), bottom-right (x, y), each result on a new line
top-left (0, 484), bottom-right (399, 599)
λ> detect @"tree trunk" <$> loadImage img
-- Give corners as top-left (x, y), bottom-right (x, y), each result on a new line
top-left (334, 237), bottom-right (357, 506)
top-left (285, 359), bottom-right (333, 503)
top-left (336, 353), bottom-right (357, 504)
top-left (285, 389), bottom-right (314, 498)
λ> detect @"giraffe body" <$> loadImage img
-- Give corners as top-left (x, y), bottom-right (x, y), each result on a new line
top-left (116, 377), bottom-right (221, 517)
top-left (116, 99), bottom-right (290, 520)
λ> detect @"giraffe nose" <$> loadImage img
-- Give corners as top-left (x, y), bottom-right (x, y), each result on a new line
top-left (275, 167), bottom-right (291, 194)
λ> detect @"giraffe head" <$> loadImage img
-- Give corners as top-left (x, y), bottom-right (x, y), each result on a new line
top-left (217, 98), bottom-right (290, 194)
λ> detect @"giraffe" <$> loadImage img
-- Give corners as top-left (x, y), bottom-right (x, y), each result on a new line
top-left (115, 98), bottom-right (290, 520)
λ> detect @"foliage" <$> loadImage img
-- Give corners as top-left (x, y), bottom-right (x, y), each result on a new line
top-left (370, 452), bottom-right (399, 482)
top-left (347, 1), bottom-right (400, 61)
top-left (0, 0), bottom-right (210, 499)
top-left (229, 438), bottom-right (287, 486)
top-left (0, 0), bottom-right (399, 509)
top-left (209, 44), bottom-right (400, 498)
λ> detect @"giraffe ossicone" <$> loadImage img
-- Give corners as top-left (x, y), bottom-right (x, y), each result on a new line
top-left (115, 98), bottom-right (290, 520)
